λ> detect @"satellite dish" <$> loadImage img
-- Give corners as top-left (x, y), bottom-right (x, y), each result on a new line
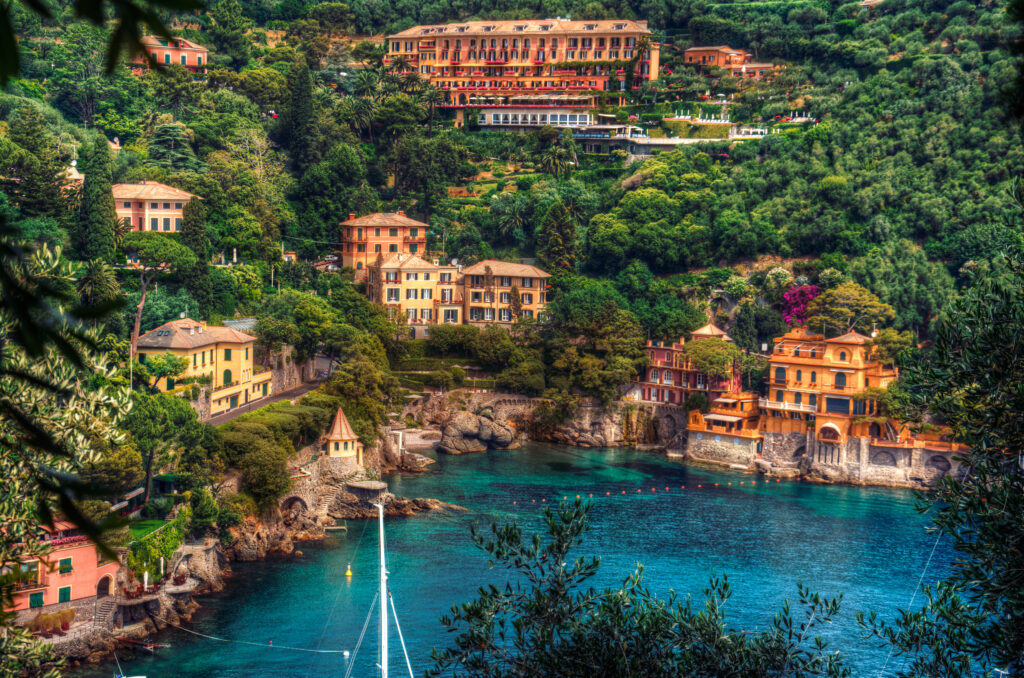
top-left (70, 159), bottom-right (77, 167)
top-left (180, 312), bottom-right (186, 319)
top-left (451, 258), bottom-right (458, 266)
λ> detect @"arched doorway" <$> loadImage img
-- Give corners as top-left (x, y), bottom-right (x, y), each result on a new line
top-left (868, 422), bottom-right (882, 438)
top-left (818, 424), bottom-right (841, 441)
top-left (96, 575), bottom-right (112, 598)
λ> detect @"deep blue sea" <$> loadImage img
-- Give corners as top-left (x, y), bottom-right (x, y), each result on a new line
top-left (77, 444), bottom-right (951, 677)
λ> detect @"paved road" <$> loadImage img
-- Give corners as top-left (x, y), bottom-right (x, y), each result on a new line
top-left (206, 379), bottom-right (324, 427)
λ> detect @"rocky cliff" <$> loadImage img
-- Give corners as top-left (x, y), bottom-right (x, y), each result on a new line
top-left (438, 410), bottom-right (519, 454)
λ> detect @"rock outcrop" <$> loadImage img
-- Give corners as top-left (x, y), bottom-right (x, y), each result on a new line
top-left (438, 411), bottom-right (519, 454)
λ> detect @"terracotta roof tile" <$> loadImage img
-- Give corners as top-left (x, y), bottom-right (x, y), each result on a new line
top-left (340, 212), bottom-right (428, 228)
top-left (137, 318), bottom-right (255, 350)
top-left (379, 253), bottom-right (440, 270)
top-left (460, 259), bottom-right (550, 278)
top-left (825, 330), bottom-right (871, 345)
top-left (390, 18), bottom-right (651, 38)
top-left (325, 408), bottom-right (359, 441)
top-left (691, 322), bottom-right (732, 341)
top-left (112, 181), bottom-right (199, 202)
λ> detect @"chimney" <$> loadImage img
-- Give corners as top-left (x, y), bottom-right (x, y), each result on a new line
top-left (348, 213), bottom-right (356, 221)
top-left (190, 326), bottom-right (195, 335)
top-left (232, 247), bottom-right (237, 263)
top-left (397, 210), bottom-right (405, 217)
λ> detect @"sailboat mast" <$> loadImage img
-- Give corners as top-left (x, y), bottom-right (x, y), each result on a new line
top-left (376, 503), bottom-right (388, 678)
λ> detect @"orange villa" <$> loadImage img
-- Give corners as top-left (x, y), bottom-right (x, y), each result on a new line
top-left (687, 391), bottom-right (764, 465)
top-left (684, 45), bottom-right (776, 78)
top-left (387, 19), bottom-right (660, 128)
top-left (339, 212), bottom-right (428, 279)
top-left (132, 35), bottom-right (209, 71)
top-left (7, 521), bottom-right (119, 624)
top-left (113, 180), bottom-right (199, 233)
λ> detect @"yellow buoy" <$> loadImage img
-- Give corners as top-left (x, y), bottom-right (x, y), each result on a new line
top-left (345, 563), bottom-right (352, 577)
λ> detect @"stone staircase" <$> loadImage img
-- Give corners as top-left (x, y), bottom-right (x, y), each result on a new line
top-left (317, 486), bottom-right (344, 517)
top-left (95, 597), bottom-right (117, 628)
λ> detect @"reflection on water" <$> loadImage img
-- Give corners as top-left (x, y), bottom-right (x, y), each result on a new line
top-left (74, 445), bottom-right (949, 678)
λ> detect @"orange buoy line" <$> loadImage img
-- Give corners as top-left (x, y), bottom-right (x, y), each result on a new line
top-left (509, 476), bottom-right (804, 506)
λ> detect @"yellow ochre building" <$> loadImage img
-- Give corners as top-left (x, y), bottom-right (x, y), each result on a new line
top-left (136, 318), bottom-right (272, 416)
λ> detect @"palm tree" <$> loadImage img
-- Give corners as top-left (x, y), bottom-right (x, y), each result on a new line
top-left (401, 72), bottom-right (423, 94)
top-left (540, 145), bottom-right (571, 180)
top-left (77, 260), bottom-right (120, 324)
top-left (422, 86), bottom-right (445, 136)
top-left (352, 68), bottom-right (380, 99)
top-left (626, 35), bottom-right (653, 97)
top-left (389, 54), bottom-right (412, 74)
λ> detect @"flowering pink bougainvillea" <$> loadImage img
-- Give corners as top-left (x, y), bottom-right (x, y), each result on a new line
top-left (782, 285), bottom-right (821, 326)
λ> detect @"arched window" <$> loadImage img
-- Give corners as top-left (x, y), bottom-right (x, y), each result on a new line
top-left (794, 348), bottom-right (800, 357)
top-left (776, 390), bottom-right (784, 402)
top-left (794, 392), bottom-right (802, 405)
top-left (839, 351), bottom-right (847, 361)
top-left (809, 393), bottom-right (817, 407)
top-left (356, 262), bottom-right (363, 270)
top-left (774, 367), bottom-right (786, 383)
top-left (223, 369), bottom-right (232, 385)
top-left (796, 369), bottom-right (802, 382)
top-left (835, 373), bottom-right (847, 389)
top-left (810, 371), bottom-right (817, 383)
top-left (650, 369), bottom-right (659, 382)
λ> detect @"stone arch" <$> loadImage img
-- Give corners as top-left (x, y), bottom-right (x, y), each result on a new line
top-left (96, 574), bottom-right (113, 598)
top-left (791, 444), bottom-right (806, 460)
top-left (870, 450), bottom-right (897, 467)
top-left (926, 455), bottom-right (951, 473)
top-left (818, 423), bottom-right (841, 441)
top-left (657, 414), bottom-right (677, 440)
top-left (281, 496), bottom-right (308, 513)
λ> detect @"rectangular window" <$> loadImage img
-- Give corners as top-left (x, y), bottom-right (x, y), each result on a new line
top-left (521, 277), bottom-right (533, 288)
top-left (150, 217), bottom-right (158, 229)
top-left (422, 288), bottom-right (432, 300)
top-left (421, 309), bottom-right (432, 321)
top-left (175, 218), bottom-right (182, 231)
top-left (471, 291), bottom-right (481, 302)
top-left (29, 592), bottom-right (44, 608)
top-left (499, 276), bottom-right (511, 287)
top-left (163, 202), bottom-right (170, 209)
top-left (499, 309), bottom-right (511, 322)
top-left (123, 201), bottom-right (132, 208)
top-left (406, 309), bottom-right (416, 320)
top-left (484, 308), bottom-right (495, 322)
top-left (244, 347), bottom-right (249, 360)
top-left (58, 557), bottom-right (72, 574)
top-left (175, 202), bottom-right (182, 209)
top-left (58, 586), bottom-right (71, 603)
top-left (500, 292), bottom-right (511, 303)
top-left (406, 273), bottom-right (418, 281)
top-left (406, 288), bottom-right (417, 299)
top-left (389, 244), bottom-right (398, 252)
top-left (389, 228), bottom-right (399, 237)
top-left (825, 397), bottom-right (850, 415)
top-left (375, 244), bottom-right (382, 252)
top-left (164, 53), bottom-right (170, 65)
top-left (410, 228), bottom-right (418, 238)
top-left (181, 55), bottom-right (187, 65)
top-left (440, 272), bottom-right (452, 283)
top-left (444, 309), bottom-right (459, 323)
top-left (151, 202), bottom-right (159, 209)
top-left (386, 289), bottom-right (400, 302)
top-left (197, 56), bottom-right (202, 66)
top-left (521, 293), bottom-right (533, 305)
top-left (224, 349), bottom-right (232, 360)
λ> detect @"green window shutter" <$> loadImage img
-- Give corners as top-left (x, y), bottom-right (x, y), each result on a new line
top-left (225, 348), bottom-right (231, 360)
top-left (166, 377), bottom-right (175, 390)
top-left (29, 592), bottom-right (44, 608)
top-left (245, 347), bottom-right (249, 360)
top-left (58, 558), bottom-right (72, 574)
top-left (58, 587), bottom-right (71, 603)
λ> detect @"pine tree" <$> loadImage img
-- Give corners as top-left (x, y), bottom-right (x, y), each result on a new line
top-left (180, 199), bottom-right (213, 315)
top-left (78, 136), bottom-right (117, 264)
top-left (537, 202), bottom-right (576, 274)
top-left (287, 59), bottom-right (315, 173)
top-left (0, 105), bottom-right (66, 220)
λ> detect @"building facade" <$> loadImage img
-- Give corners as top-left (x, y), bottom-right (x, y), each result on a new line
top-left (684, 45), bottom-right (776, 78)
top-left (339, 212), bottom-right (429, 278)
top-left (386, 19), bottom-right (659, 127)
top-left (323, 408), bottom-right (364, 466)
top-left (686, 392), bottom-right (763, 465)
top-left (136, 318), bottom-right (272, 417)
top-left (133, 35), bottom-right (209, 71)
top-left (460, 260), bottom-right (550, 325)
top-left (7, 521), bottom-right (119, 621)
top-left (365, 253), bottom-right (462, 336)
top-left (113, 181), bottom-right (199, 233)
top-left (637, 323), bottom-right (743, 405)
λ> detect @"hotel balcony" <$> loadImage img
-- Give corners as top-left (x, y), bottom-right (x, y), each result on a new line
top-left (758, 398), bottom-right (817, 413)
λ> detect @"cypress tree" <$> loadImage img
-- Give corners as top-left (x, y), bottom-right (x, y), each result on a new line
top-left (0, 105), bottom-right (66, 220)
top-left (287, 59), bottom-right (315, 173)
top-left (78, 137), bottom-right (118, 264)
top-left (180, 199), bottom-right (214, 316)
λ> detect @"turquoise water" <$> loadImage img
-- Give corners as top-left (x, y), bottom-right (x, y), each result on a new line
top-left (78, 445), bottom-right (950, 677)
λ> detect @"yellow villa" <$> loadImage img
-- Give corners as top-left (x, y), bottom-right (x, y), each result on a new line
top-left (136, 318), bottom-right (273, 416)
top-left (323, 407), bottom-right (364, 466)
top-left (365, 253), bottom-right (462, 337)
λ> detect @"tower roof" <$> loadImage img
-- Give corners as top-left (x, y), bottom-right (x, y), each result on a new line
top-left (325, 408), bottom-right (359, 442)
top-left (691, 322), bottom-right (732, 341)
top-left (826, 330), bottom-right (872, 345)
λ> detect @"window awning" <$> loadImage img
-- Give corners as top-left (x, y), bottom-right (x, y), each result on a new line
top-left (714, 397), bottom-right (737, 403)
top-left (124, 487), bottom-right (144, 500)
top-left (705, 413), bottom-right (743, 423)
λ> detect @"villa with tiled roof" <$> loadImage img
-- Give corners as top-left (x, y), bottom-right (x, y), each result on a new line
top-left (339, 211), bottom-right (428, 278)
top-left (136, 318), bottom-right (271, 418)
top-left (113, 180), bottom-right (200, 233)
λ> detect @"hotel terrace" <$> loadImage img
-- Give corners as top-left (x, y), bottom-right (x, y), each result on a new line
top-left (386, 19), bottom-right (660, 128)
top-left (136, 318), bottom-right (272, 417)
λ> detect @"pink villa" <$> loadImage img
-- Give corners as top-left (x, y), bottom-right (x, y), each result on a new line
top-left (113, 180), bottom-right (200, 233)
top-left (634, 323), bottom-right (742, 405)
top-left (132, 35), bottom-right (209, 71)
top-left (7, 521), bottom-right (119, 623)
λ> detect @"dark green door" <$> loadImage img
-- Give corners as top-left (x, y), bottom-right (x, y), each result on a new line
top-left (229, 394), bottom-right (238, 409)
top-left (262, 383), bottom-right (268, 397)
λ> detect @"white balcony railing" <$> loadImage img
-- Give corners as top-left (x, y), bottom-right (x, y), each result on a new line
top-left (759, 398), bottom-right (817, 413)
